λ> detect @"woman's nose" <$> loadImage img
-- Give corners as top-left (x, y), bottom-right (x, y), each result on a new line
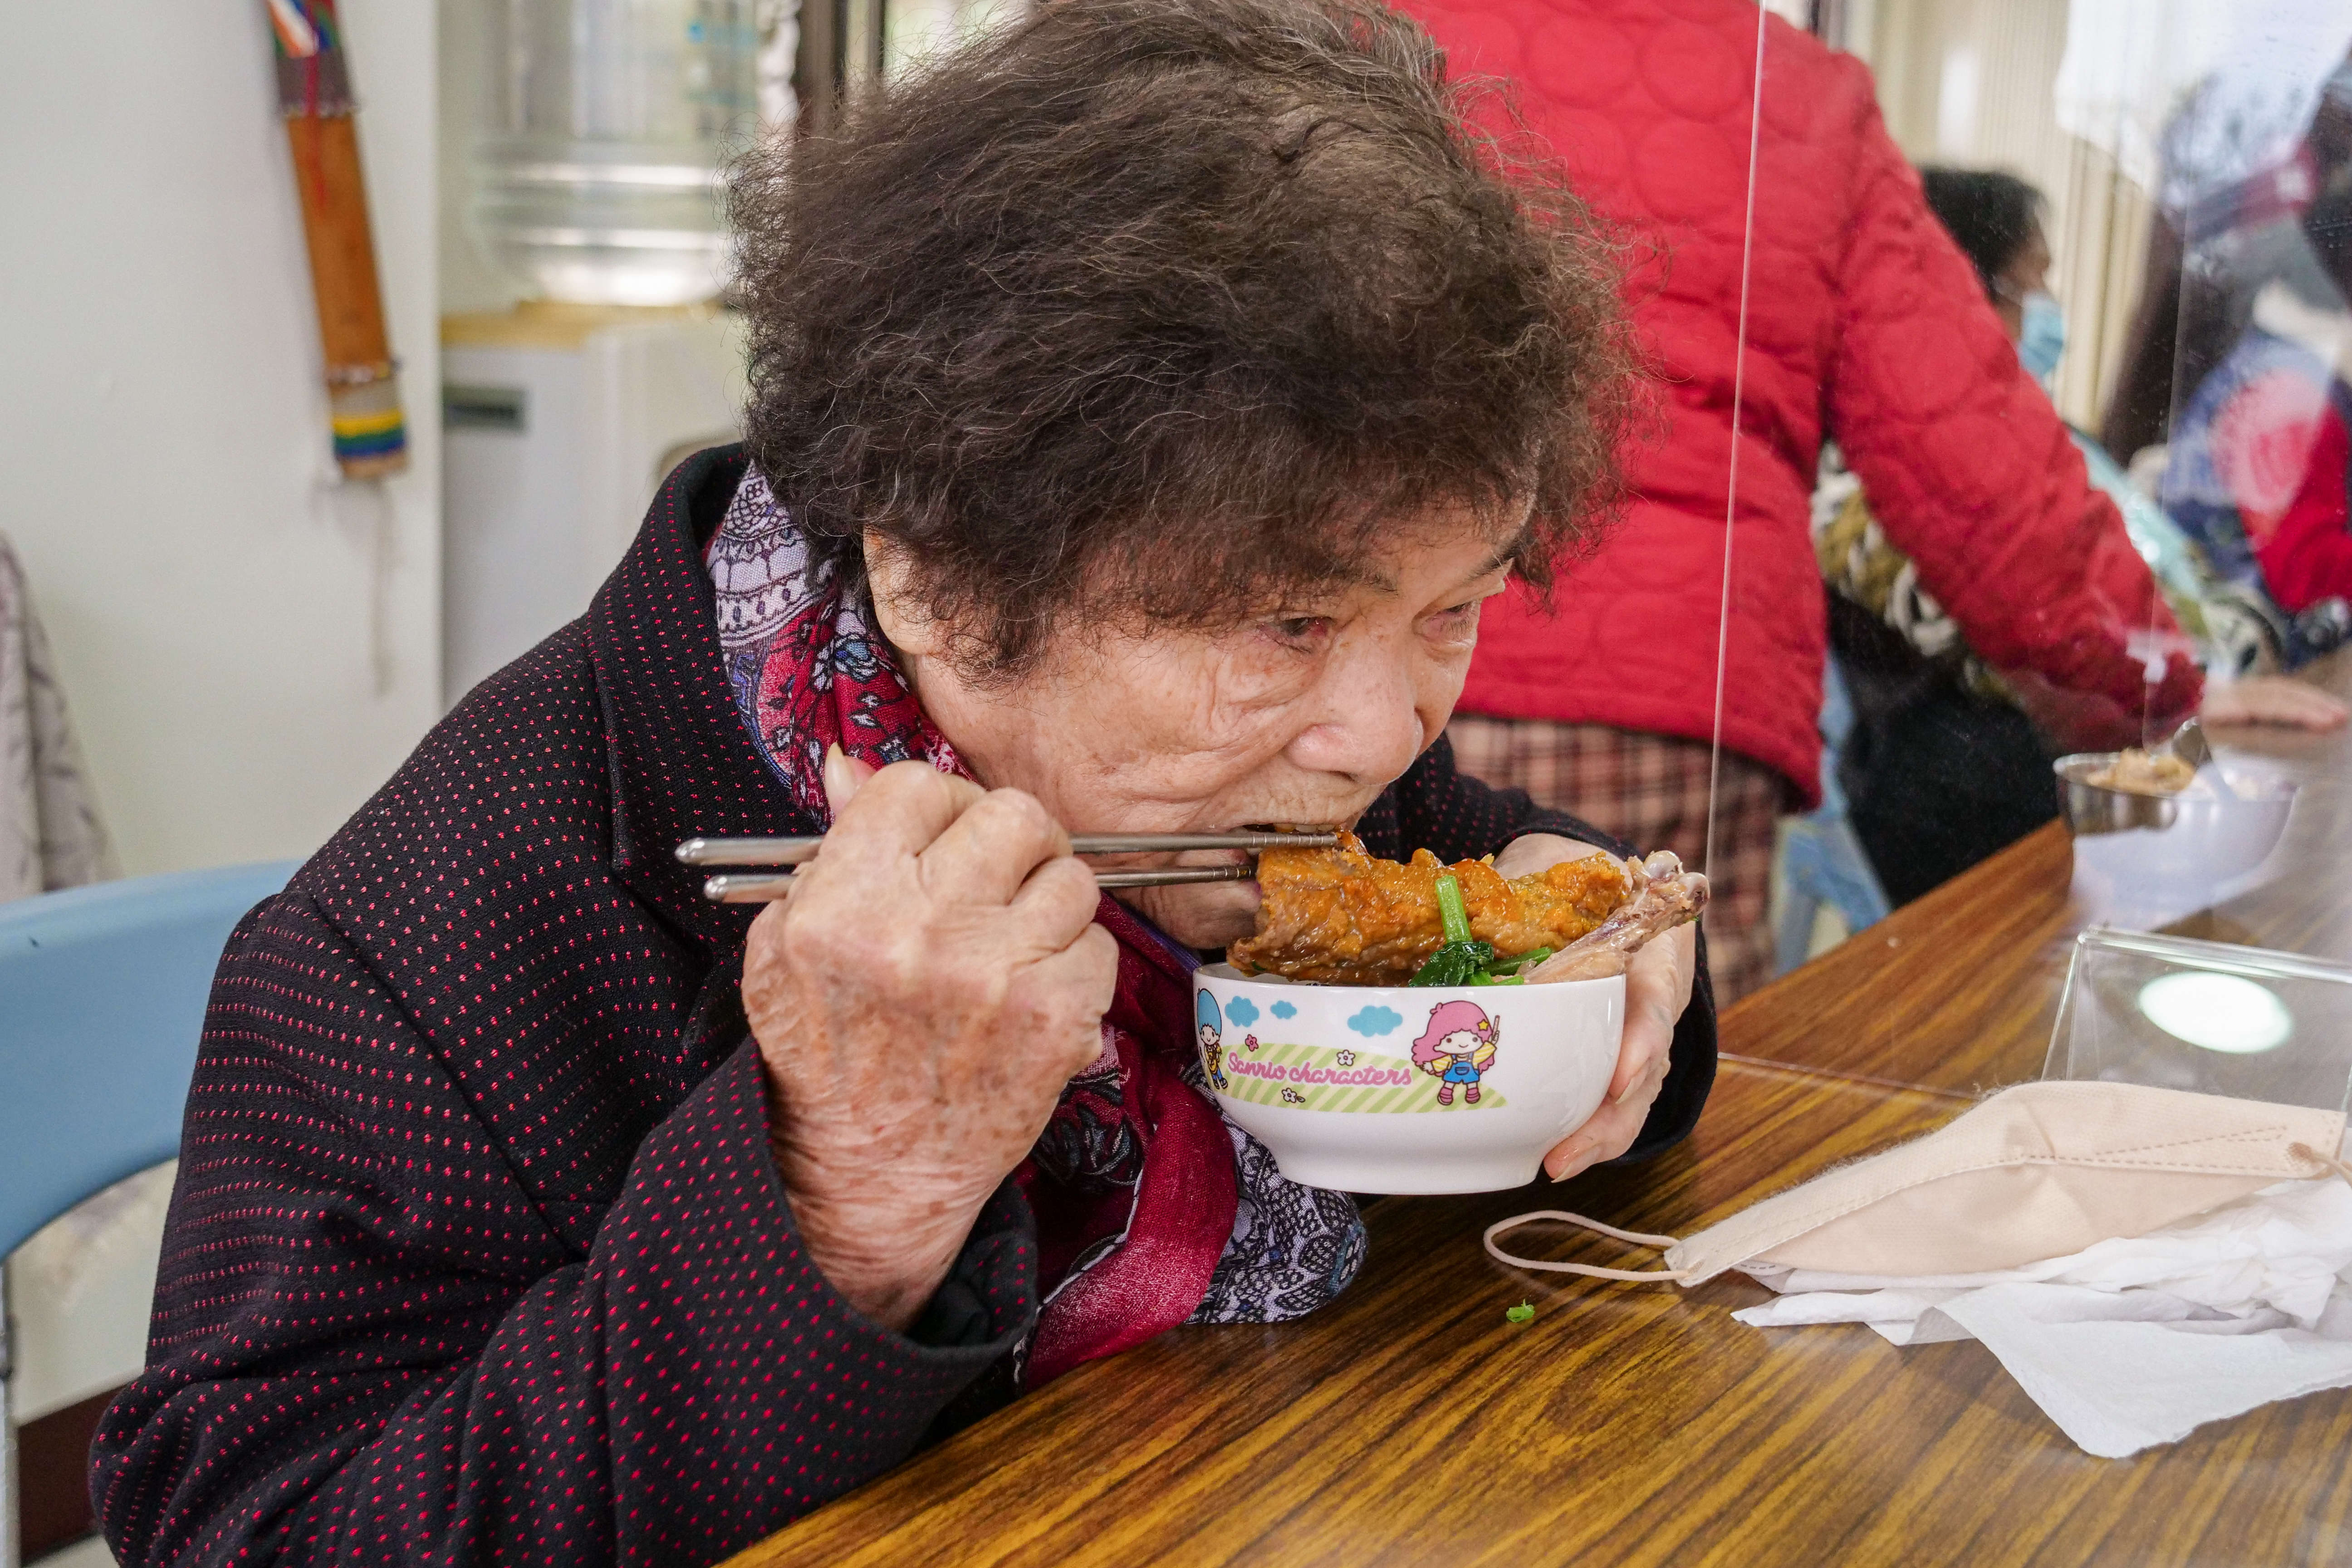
top-left (1284, 637), bottom-right (1427, 784)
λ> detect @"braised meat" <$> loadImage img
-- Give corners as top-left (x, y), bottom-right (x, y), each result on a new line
top-left (1523, 851), bottom-right (1710, 983)
top-left (1228, 833), bottom-right (1630, 985)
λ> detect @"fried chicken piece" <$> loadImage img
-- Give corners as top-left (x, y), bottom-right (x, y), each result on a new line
top-left (1525, 851), bottom-right (1710, 984)
top-left (1228, 832), bottom-right (1630, 985)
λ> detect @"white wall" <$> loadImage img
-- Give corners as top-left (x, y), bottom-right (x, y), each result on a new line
top-left (0, 0), bottom-right (441, 877)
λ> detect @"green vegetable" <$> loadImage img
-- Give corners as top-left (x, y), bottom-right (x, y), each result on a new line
top-left (1407, 874), bottom-right (1494, 986)
top-left (1409, 877), bottom-right (1559, 986)
top-left (1410, 942), bottom-right (1494, 986)
top-left (1436, 873), bottom-right (1473, 945)
top-left (1506, 1301), bottom-right (1535, 1324)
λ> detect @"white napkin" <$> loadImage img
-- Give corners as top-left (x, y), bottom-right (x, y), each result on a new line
top-left (1730, 1177), bottom-right (2352, 1458)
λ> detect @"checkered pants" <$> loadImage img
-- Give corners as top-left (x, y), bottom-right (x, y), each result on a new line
top-left (1446, 717), bottom-right (1784, 1004)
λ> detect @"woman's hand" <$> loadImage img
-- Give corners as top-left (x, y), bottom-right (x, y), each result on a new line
top-left (740, 750), bottom-right (1118, 1333)
top-left (1493, 833), bottom-right (1699, 1183)
top-left (2199, 676), bottom-right (2348, 731)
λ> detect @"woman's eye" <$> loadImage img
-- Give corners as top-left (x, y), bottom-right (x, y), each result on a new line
top-left (1266, 615), bottom-right (1333, 647)
top-left (1426, 600), bottom-right (1483, 637)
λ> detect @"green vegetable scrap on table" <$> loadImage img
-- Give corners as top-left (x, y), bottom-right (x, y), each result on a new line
top-left (1506, 1301), bottom-right (1535, 1324)
top-left (1406, 874), bottom-right (1549, 987)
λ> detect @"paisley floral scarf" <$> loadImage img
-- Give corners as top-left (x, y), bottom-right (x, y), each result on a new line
top-left (706, 468), bottom-right (1363, 1384)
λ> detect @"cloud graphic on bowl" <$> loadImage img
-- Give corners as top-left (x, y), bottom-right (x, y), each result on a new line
top-left (1270, 1000), bottom-right (1297, 1020)
top-left (1347, 1005), bottom-right (1403, 1038)
top-left (1224, 996), bottom-right (1260, 1028)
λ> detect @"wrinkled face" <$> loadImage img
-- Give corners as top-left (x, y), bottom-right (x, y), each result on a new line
top-left (872, 502), bottom-right (1522, 947)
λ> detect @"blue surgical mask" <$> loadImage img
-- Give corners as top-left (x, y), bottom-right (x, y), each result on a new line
top-left (2019, 290), bottom-right (2066, 382)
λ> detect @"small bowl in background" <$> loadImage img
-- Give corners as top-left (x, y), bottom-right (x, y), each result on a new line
top-left (2054, 752), bottom-right (2299, 925)
top-left (1193, 963), bottom-right (1623, 1194)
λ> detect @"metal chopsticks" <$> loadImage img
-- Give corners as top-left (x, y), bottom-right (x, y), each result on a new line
top-left (702, 863), bottom-right (1260, 902)
top-left (676, 830), bottom-right (1338, 867)
top-left (679, 829), bottom-right (1338, 904)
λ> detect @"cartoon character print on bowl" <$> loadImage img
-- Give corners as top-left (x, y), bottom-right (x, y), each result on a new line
top-left (1193, 962), bottom-right (1617, 1192)
top-left (1196, 990), bottom-right (1229, 1092)
top-left (1412, 999), bottom-right (1499, 1107)
top-left (1212, 1033), bottom-right (1505, 1113)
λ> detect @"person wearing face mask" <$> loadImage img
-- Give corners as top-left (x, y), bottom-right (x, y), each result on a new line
top-left (1403, 0), bottom-right (2215, 1004)
top-left (1813, 168), bottom-right (2344, 908)
top-left (1949, 177), bottom-right (2068, 388)
top-left (91, 5), bottom-right (1715, 1564)
top-left (1918, 169), bottom-right (2331, 676)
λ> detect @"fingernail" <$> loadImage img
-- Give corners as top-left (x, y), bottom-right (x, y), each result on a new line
top-left (1548, 1137), bottom-right (1592, 1181)
top-left (822, 744), bottom-right (862, 812)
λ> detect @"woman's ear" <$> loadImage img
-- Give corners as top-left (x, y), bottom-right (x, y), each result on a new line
top-left (862, 531), bottom-right (942, 658)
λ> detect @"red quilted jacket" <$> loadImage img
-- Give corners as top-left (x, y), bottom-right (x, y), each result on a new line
top-left (1414, 0), bottom-right (2198, 801)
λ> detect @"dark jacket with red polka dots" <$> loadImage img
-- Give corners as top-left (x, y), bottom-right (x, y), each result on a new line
top-left (93, 446), bottom-right (1716, 1567)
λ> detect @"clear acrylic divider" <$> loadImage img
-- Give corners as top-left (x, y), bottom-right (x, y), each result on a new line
top-left (2045, 926), bottom-right (2352, 1114)
top-left (1760, 0), bottom-right (2352, 979)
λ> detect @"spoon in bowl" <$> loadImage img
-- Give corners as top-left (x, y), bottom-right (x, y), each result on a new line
top-left (2166, 717), bottom-right (2240, 801)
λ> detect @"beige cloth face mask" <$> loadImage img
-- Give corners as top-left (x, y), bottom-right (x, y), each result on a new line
top-left (1486, 1081), bottom-right (2352, 1286)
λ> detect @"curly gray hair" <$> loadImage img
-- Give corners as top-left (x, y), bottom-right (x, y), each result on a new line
top-left (730, 0), bottom-right (1638, 676)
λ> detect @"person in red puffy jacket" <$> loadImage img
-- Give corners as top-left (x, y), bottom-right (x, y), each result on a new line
top-left (1407, 0), bottom-right (2202, 1000)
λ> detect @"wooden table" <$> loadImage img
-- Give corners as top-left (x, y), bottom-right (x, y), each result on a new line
top-left (735, 652), bottom-right (2352, 1568)
top-left (1733, 646), bottom-right (2352, 1097)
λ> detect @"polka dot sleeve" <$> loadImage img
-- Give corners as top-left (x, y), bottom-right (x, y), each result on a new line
top-left (92, 890), bottom-right (1036, 1568)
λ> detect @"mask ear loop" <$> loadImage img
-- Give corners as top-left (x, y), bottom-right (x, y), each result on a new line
top-left (2290, 1142), bottom-right (2352, 1189)
top-left (1484, 1210), bottom-right (1692, 1284)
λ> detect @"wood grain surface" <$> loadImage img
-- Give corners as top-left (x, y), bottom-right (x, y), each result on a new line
top-left (733, 1060), bottom-right (2352, 1568)
top-left (732, 653), bottom-right (2352, 1568)
top-left (1729, 647), bottom-right (2352, 1093)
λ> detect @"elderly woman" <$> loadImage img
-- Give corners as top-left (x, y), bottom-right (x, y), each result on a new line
top-left (96, 1), bottom-right (1714, 1561)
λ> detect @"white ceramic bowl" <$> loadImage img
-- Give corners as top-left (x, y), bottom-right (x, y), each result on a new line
top-left (2056, 754), bottom-right (2300, 927)
top-left (1192, 963), bottom-right (1625, 1194)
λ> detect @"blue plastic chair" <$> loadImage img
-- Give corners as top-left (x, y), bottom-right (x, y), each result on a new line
top-left (0, 862), bottom-right (297, 1261)
top-left (1, 861), bottom-right (295, 1564)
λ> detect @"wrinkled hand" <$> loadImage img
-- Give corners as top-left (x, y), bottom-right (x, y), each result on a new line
top-left (1493, 833), bottom-right (1699, 1183)
top-left (740, 751), bottom-right (1117, 1332)
top-left (2199, 676), bottom-right (2347, 731)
